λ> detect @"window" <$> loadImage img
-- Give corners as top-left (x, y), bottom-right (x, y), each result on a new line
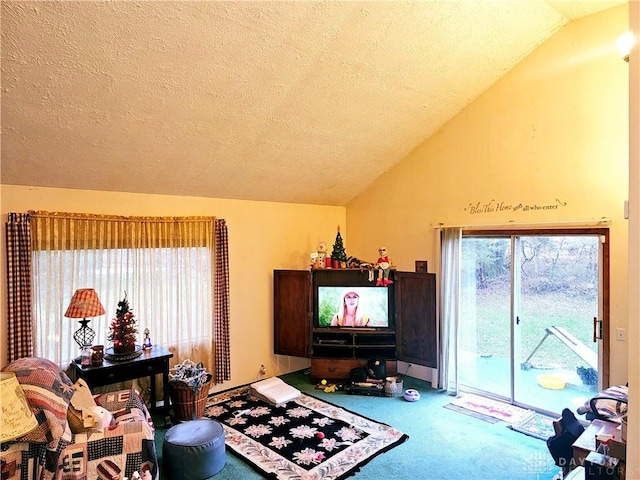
top-left (27, 212), bottom-right (226, 375)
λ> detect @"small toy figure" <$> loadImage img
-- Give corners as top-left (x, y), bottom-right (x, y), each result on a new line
top-left (142, 328), bottom-right (152, 350)
top-left (317, 241), bottom-right (328, 268)
top-left (375, 247), bottom-right (393, 286)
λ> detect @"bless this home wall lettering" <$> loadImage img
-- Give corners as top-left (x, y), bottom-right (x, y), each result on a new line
top-left (464, 199), bottom-right (567, 215)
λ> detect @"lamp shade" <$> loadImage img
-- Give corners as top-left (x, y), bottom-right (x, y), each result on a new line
top-left (0, 372), bottom-right (39, 442)
top-left (64, 288), bottom-right (106, 318)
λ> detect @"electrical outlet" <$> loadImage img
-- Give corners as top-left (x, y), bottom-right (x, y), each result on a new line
top-left (259, 364), bottom-right (267, 376)
top-left (616, 328), bottom-right (626, 341)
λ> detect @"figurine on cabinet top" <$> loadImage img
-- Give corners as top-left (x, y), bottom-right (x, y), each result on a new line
top-left (317, 241), bottom-right (328, 268)
top-left (375, 247), bottom-right (393, 286)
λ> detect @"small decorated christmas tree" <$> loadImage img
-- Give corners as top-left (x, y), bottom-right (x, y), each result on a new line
top-left (108, 292), bottom-right (138, 354)
top-left (331, 225), bottom-right (348, 264)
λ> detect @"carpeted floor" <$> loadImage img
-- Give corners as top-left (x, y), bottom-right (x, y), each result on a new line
top-left (153, 370), bottom-right (562, 480)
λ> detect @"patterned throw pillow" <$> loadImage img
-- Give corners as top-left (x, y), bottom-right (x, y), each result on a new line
top-left (2, 357), bottom-right (75, 448)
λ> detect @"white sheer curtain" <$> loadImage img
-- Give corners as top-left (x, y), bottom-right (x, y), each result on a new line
top-left (30, 211), bottom-right (215, 371)
top-left (438, 227), bottom-right (462, 394)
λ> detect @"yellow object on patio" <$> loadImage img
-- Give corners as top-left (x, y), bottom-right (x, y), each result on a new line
top-left (536, 373), bottom-right (566, 390)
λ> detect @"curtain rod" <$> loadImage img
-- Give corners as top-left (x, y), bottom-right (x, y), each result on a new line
top-left (28, 210), bottom-right (218, 222)
top-left (432, 217), bottom-right (612, 229)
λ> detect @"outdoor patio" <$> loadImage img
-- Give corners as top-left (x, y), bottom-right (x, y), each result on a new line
top-left (459, 353), bottom-right (597, 418)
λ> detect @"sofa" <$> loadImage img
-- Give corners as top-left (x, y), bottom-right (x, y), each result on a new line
top-left (0, 357), bottom-right (158, 480)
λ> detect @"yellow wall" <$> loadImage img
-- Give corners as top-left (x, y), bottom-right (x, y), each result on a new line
top-left (347, 6), bottom-right (630, 385)
top-left (0, 2), bottom-right (633, 436)
top-left (0, 185), bottom-right (346, 390)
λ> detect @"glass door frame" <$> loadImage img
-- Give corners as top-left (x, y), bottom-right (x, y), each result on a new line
top-left (461, 227), bottom-right (610, 410)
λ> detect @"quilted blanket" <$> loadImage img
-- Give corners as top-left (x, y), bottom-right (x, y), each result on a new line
top-left (2, 357), bottom-right (74, 451)
top-left (1, 358), bottom-right (158, 480)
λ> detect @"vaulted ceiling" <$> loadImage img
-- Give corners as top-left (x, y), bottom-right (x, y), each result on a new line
top-left (1, 0), bottom-right (625, 206)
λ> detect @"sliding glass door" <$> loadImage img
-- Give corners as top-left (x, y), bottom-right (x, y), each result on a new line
top-left (458, 229), bottom-right (608, 416)
top-left (459, 237), bottom-right (512, 398)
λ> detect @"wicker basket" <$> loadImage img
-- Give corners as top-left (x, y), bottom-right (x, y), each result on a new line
top-left (169, 375), bottom-right (212, 421)
top-left (384, 377), bottom-right (403, 397)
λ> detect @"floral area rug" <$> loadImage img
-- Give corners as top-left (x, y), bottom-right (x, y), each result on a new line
top-left (204, 386), bottom-right (409, 480)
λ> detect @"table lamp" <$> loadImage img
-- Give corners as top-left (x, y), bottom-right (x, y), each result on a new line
top-left (64, 288), bottom-right (106, 352)
top-left (0, 372), bottom-right (39, 442)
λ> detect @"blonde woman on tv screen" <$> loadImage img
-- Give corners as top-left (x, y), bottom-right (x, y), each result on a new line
top-left (331, 291), bottom-right (370, 327)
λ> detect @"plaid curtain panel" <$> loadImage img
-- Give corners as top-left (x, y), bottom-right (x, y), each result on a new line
top-left (214, 219), bottom-right (231, 383)
top-left (5, 212), bottom-right (33, 361)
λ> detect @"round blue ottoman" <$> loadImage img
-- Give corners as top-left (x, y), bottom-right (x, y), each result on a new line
top-left (163, 419), bottom-right (225, 480)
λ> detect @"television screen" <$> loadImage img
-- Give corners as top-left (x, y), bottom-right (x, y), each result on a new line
top-left (317, 286), bottom-right (389, 328)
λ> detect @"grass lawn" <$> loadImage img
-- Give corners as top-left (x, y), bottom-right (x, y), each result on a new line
top-left (461, 284), bottom-right (598, 372)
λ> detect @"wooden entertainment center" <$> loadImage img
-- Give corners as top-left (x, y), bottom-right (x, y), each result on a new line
top-left (273, 268), bottom-right (437, 382)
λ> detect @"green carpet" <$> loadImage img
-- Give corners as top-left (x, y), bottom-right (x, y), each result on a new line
top-left (153, 370), bottom-right (562, 480)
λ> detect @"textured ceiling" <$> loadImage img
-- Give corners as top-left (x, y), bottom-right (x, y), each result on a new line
top-left (0, 0), bottom-right (625, 206)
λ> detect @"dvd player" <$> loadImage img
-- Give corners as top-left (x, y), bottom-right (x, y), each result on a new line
top-left (318, 339), bottom-right (347, 345)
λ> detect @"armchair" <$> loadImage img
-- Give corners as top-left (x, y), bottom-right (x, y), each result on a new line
top-left (0, 357), bottom-right (158, 480)
top-left (576, 384), bottom-right (628, 423)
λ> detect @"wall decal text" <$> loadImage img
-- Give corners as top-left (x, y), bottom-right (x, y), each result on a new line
top-left (464, 199), bottom-right (567, 215)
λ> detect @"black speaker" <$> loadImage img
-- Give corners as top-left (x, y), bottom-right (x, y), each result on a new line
top-left (350, 367), bottom-right (367, 382)
top-left (367, 359), bottom-right (386, 380)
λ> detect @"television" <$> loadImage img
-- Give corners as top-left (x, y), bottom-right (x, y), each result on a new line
top-left (316, 286), bottom-right (391, 328)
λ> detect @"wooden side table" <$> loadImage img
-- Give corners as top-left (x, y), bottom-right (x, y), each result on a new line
top-left (70, 345), bottom-right (173, 425)
top-left (572, 419), bottom-right (626, 474)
